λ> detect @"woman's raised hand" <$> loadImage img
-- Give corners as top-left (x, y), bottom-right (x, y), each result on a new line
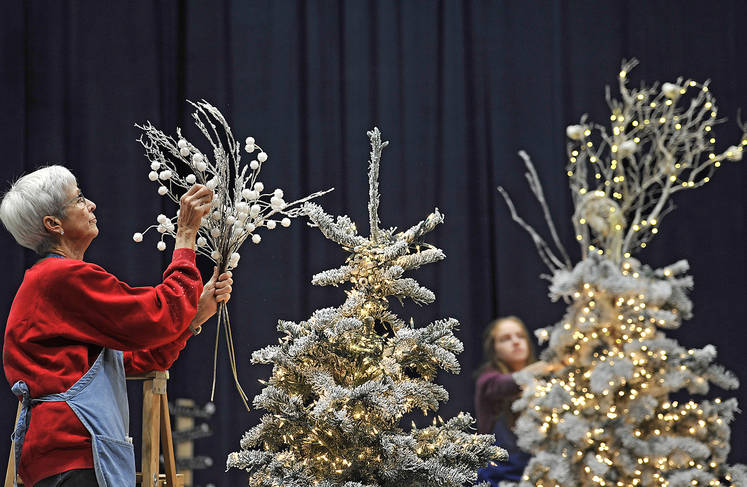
top-left (178, 184), bottom-right (213, 232)
top-left (175, 185), bottom-right (213, 250)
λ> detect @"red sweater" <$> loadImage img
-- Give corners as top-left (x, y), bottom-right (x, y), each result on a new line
top-left (3, 249), bottom-right (203, 486)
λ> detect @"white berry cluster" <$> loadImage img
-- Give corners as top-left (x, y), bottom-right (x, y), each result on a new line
top-left (133, 100), bottom-right (331, 270)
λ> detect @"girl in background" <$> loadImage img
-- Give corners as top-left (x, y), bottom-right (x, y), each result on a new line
top-left (474, 316), bottom-right (547, 485)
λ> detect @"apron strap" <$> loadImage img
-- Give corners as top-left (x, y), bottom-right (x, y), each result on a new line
top-left (10, 381), bottom-right (34, 487)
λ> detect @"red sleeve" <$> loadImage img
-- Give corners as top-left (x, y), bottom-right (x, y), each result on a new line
top-left (123, 328), bottom-right (193, 374)
top-left (42, 248), bottom-right (203, 351)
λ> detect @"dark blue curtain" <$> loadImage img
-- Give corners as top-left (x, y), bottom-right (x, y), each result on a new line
top-left (1, 1), bottom-right (745, 485)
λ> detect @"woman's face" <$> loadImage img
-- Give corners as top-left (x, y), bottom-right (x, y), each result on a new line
top-left (59, 185), bottom-right (98, 244)
top-left (492, 319), bottom-right (529, 371)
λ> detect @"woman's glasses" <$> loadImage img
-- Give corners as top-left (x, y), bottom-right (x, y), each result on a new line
top-left (65, 192), bottom-right (87, 208)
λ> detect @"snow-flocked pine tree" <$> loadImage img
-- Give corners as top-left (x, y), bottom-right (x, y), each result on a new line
top-left (499, 59), bottom-right (747, 487)
top-left (228, 128), bottom-right (505, 487)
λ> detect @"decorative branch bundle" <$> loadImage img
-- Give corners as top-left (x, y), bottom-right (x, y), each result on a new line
top-left (134, 100), bottom-right (331, 409)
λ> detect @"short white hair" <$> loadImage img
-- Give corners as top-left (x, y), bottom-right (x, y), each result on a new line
top-left (0, 165), bottom-right (77, 254)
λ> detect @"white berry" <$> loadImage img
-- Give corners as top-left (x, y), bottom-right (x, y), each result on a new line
top-left (257, 152), bottom-right (268, 163)
top-left (566, 125), bottom-right (585, 140)
top-left (254, 182), bottom-right (264, 192)
top-left (150, 162), bottom-right (161, 171)
top-left (186, 174), bottom-right (196, 184)
top-left (266, 220), bottom-right (277, 229)
top-left (148, 171), bottom-right (159, 181)
top-left (281, 218), bottom-right (291, 227)
top-left (179, 147), bottom-right (190, 157)
top-left (618, 140), bottom-right (638, 157)
top-left (662, 82), bottom-right (680, 100)
top-left (197, 236), bottom-right (207, 247)
top-left (250, 160), bottom-right (259, 170)
top-left (157, 241), bottom-right (167, 251)
top-left (133, 232), bottom-right (143, 242)
top-left (725, 146), bottom-right (743, 161)
top-left (252, 234), bottom-right (261, 244)
top-left (158, 186), bottom-right (168, 196)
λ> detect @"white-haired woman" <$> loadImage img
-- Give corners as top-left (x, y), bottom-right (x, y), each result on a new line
top-left (1, 165), bottom-right (232, 487)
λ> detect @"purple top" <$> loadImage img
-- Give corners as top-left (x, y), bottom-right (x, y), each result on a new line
top-left (474, 368), bottom-right (521, 435)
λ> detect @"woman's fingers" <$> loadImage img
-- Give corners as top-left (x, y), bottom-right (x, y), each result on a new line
top-left (178, 184), bottom-right (214, 229)
top-left (214, 271), bottom-right (232, 303)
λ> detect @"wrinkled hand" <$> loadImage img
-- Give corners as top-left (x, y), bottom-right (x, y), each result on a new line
top-left (189, 267), bottom-right (233, 332)
top-left (178, 184), bottom-right (213, 234)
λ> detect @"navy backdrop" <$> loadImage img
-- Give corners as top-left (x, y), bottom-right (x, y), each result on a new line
top-left (1, 1), bottom-right (745, 485)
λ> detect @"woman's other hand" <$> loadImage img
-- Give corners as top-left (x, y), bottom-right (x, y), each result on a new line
top-left (189, 267), bottom-right (233, 332)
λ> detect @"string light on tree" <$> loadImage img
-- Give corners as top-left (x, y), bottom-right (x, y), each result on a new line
top-left (227, 128), bottom-right (504, 486)
top-left (498, 60), bottom-right (746, 487)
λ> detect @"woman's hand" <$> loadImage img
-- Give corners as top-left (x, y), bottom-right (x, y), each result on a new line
top-left (176, 184), bottom-right (214, 250)
top-left (189, 267), bottom-right (233, 333)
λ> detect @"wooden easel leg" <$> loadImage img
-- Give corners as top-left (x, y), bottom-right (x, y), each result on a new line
top-left (133, 370), bottom-right (182, 487)
top-left (4, 402), bottom-right (21, 487)
top-left (142, 378), bottom-right (161, 487)
top-left (160, 393), bottom-right (179, 487)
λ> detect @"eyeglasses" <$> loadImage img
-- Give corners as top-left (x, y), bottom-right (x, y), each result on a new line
top-left (65, 192), bottom-right (87, 208)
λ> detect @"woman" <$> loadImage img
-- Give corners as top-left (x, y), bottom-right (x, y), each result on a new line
top-left (474, 316), bottom-right (546, 485)
top-left (1, 165), bottom-right (233, 487)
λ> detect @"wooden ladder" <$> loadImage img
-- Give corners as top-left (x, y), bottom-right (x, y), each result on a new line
top-left (5, 370), bottom-right (184, 487)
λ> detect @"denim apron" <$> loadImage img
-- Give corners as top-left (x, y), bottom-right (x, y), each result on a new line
top-left (11, 347), bottom-right (136, 487)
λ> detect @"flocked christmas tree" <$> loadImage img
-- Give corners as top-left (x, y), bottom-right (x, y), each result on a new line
top-left (227, 128), bottom-right (505, 486)
top-left (499, 59), bottom-right (747, 487)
